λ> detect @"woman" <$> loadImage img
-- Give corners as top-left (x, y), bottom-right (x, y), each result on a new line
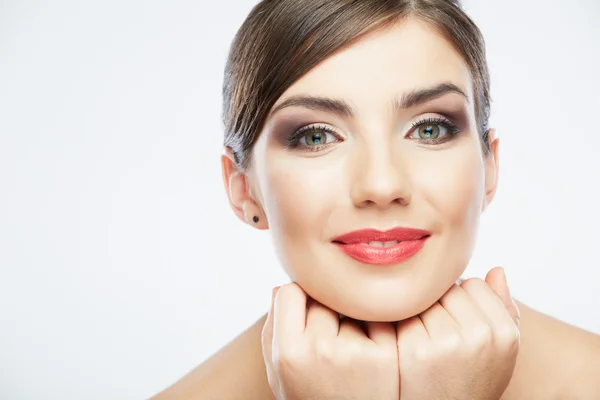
top-left (154, 0), bottom-right (600, 398)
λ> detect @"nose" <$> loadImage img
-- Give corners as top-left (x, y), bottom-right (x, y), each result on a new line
top-left (349, 143), bottom-right (412, 208)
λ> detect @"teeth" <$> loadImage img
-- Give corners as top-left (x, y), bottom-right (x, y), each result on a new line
top-left (367, 241), bottom-right (399, 248)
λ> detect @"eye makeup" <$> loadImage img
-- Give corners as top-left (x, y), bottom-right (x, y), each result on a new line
top-left (284, 123), bottom-right (343, 152)
top-left (268, 95), bottom-right (471, 153)
top-left (282, 113), bottom-right (464, 152)
top-left (408, 115), bottom-right (461, 145)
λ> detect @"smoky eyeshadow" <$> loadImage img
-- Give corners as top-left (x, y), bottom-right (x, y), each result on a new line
top-left (266, 111), bottom-right (335, 145)
top-left (434, 106), bottom-right (470, 131)
top-left (265, 98), bottom-right (472, 145)
top-left (415, 95), bottom-right (470, 126)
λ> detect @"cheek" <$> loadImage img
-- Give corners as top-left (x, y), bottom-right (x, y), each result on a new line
top-left (261, 157), bottom-right (341, 260)
top-left (413, 145), bottom-right (485, 227)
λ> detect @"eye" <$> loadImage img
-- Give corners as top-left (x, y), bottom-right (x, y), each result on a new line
top-left (409, 116), bottom-right (460, 144)
top-left (300, 130), bottom-right (336, 146)
top-left (286, 124), bottom-right (342, 151)
top-left (416, 124), bottom-right (443, 140)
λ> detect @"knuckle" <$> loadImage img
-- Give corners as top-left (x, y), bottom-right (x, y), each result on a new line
top-left (496, 324), bottom-right (521, 350)
top-left (335, 340), bottom-right (365, 365)
top-left (424, 334), bottom-right (462, 361)
top-left (276, 343), bottom-right (307, 368)
top-left (469, 323), bottom-right (493, 349)
top-left (440, 332), bottom-right (463, 352)
top-left (411, 345), bottom-right (435, 363)
top-left (313, 338), bottom-right (336, 364)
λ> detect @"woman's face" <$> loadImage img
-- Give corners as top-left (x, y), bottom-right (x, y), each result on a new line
top-left (232, 18), bottom-right (498, 321)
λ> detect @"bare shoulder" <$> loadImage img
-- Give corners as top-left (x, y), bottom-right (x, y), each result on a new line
top-left (543, 307), bottom-right (600, 398)
top-left (504, 301), bottom-right (600, 399)
top-left (150, 314), bottom-right (273, 400)
top-left (149, 303), bottom-right (600, 399)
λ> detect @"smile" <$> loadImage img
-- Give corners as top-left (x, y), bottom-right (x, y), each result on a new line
top-left (331, 227), bottom-right (430, 265)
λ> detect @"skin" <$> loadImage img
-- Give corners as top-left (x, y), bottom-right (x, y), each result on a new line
top-left (152, 18), bottom-right (600, 399)
top-left (153, 303), bottom-right (600, 399)
top-left (239, 18), bottom-right (494, 323)
top-left (261, 269), bottom-right (520, 399)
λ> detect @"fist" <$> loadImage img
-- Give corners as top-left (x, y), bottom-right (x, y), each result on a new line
top-left (396, 267), bottom-right (520, 400)
top-left (261, 283), bottom-right (400, 400)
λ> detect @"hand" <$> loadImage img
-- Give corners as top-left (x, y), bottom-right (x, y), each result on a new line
top-left (261, 283), bottom-right (400, 400)
top-left (395, 267), bottom-right (521, 400)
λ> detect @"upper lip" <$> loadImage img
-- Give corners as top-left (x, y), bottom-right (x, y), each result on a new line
top-left (331, 227), bottom-right (431, 244)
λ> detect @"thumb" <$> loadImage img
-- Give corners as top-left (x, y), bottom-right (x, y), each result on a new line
top-left (485, 266), bottom-right (520, 327)
top-left (261, 286), bottom-right (281, 362)
top-left (261, 286), bottom-right (282, 397)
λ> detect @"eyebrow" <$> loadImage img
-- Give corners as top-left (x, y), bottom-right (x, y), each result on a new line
top-left (268, 82), bottom-right (469, 119)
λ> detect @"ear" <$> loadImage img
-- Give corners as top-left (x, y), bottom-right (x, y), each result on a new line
top-left (221, 147), bottom-right (269, 229)
top-left (482, 128), bottom-right (499, 212)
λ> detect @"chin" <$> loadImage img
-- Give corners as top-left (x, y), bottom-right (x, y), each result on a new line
top-left (313, 285), bottom-right (443, 323)
top-left (282, 244), bottom-right (468, 323)
top-left (341, 297), bottom-right (432, 322)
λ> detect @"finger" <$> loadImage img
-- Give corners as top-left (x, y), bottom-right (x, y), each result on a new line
top-left (439, 283), bottom-right (486, 330)
top-left (273, 283), bottom-right (308, 348)
top-left (365, 321), bottom-right (397, 347)
top-left (261, 286), bottom-right (281, 363)
top-left (485, 267), bottom-right (520, 327)
top-left (305, 298), bottom-right (340, 338)
top-left (461, 277), bottom-right (518, 336)
top-left (261, 286), bottom-right (282, 394)
top-left (338, 317), bottom-right (367, 340)
top-left (485, 267), bottom-right (511, 303)
top-left (396, 315), bottom-right (429, 349)
top-left (419, 301), bottom-right (460, 337)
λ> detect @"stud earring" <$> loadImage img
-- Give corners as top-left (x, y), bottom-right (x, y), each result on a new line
top-left (252, 216), bottom-right (259, 223)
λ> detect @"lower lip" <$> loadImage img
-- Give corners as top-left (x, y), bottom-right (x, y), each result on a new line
top-left (334, 237), bottom-right (428, 265)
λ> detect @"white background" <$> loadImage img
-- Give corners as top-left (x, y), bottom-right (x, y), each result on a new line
top-left (1, 0), bottom-right (599, 398)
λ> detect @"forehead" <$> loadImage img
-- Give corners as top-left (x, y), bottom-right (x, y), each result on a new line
top-left (277, 18), bottom-right (473, 111)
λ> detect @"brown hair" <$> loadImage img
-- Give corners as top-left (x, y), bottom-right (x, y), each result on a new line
top-left (222, 0), bottom-right (491, 170)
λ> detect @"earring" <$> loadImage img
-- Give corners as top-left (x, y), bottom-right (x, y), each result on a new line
top-left (252, 216), bottom-right (259, 223)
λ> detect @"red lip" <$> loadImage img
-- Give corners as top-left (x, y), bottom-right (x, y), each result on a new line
top-left (332, 227), bottom-right (431, 244)
top-left (332, 227), bottom-right (431, 266)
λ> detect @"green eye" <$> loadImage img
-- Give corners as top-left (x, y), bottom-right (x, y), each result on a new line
top-left (304, 131), bottom-right (329, 145)
top-left (296, 126), bottom-right (340, 147)
top-left (418, 124), bottom-right (441, 140)
top-left (409, 116), bottom-right (460, 144)
top-left (286, 124), bottom-right (342, 151)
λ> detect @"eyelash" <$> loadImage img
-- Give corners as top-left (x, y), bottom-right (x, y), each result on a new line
top-left (285, 124), bottom-right (340, 152)
top-left (410, 116), bottom-right (461, 144)
top-left (285, 116), bottom-right (461, 151)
